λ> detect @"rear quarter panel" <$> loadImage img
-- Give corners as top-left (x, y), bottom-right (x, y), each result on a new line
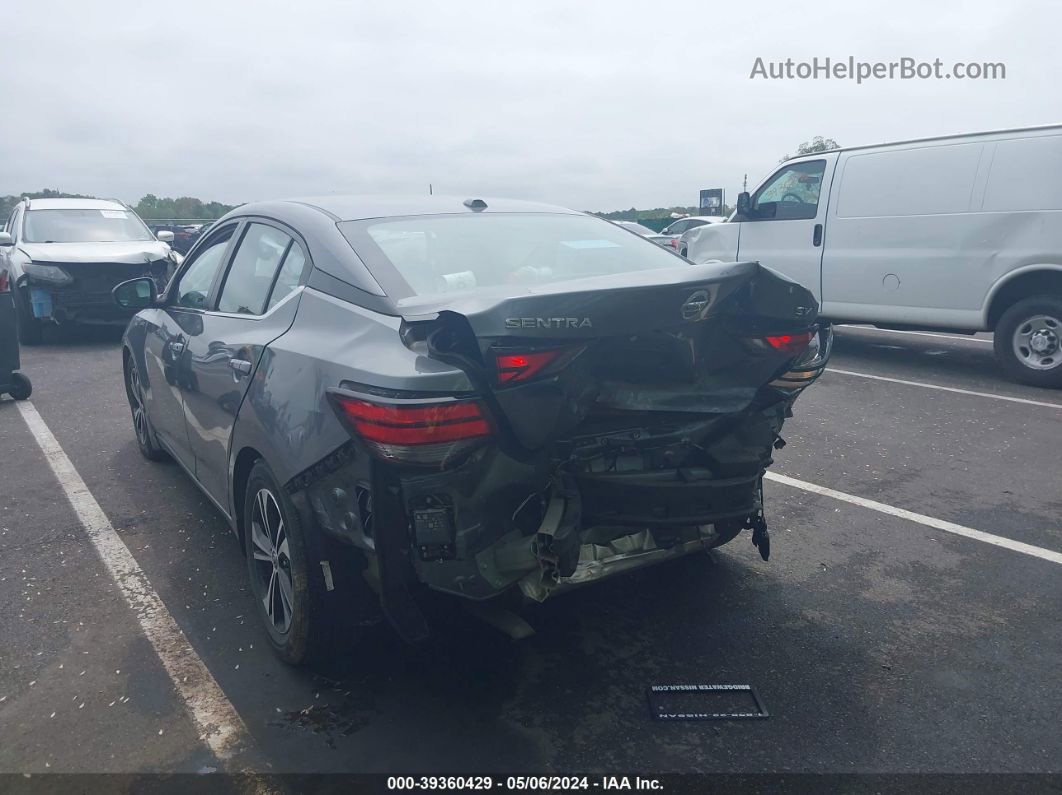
top-left (228, 287), bottom-right (473, 500)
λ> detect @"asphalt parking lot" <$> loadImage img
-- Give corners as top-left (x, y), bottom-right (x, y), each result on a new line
top-left (1, 325), bottom-right (1060, 776)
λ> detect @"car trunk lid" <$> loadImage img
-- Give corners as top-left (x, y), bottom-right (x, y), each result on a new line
top-left (397, 261), bottom-right (821, 451)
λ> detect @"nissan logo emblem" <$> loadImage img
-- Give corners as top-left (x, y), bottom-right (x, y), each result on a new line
top-left (681, 289), bottom-right (711, 320)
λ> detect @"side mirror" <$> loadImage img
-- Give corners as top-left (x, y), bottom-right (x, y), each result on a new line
top-left (0, 231), bottom-right (12, 246)
top-left (156, 230), bottom-right (175, 243)
top-left (735, 192), bottom-right (751, 218)
top-left (113, 277), bottom-right (158, 309)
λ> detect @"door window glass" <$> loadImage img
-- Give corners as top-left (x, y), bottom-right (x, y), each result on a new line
top-left (265, 245), bottom-right (307, 311)
top-left (218, 224), bottom-right (292, 315)
top-left (752, 160), bottom-right (826, 220)
top-left (175, 227), bottom-right (234, 309)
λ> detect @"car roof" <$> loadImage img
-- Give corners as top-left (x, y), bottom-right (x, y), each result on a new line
top-left (274, 194), bottom-right (582, 222)
top-left (25, 198), bottom-right (127, 211)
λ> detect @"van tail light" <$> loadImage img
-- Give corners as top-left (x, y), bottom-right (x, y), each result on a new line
top-left (329, 392), bottom-right (492, 466)
top-left (0, 270), bottom-right (8, 293)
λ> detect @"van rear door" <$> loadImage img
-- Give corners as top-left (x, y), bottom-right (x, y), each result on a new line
top-left (734, 154), bottom-right (837, 302)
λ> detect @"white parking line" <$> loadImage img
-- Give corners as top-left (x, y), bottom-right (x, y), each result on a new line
top-left (765, 471), bottom-right (1062, 566)
top-left (838, 327), bottom-right (993, 344)
top-left (15, 400), bottom-right (252, 762)
top-left (826, 367), bottom-right (1062, 410)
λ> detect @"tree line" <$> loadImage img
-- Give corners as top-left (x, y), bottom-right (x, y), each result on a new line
top-left (0, 189), bottom-right (237, 221)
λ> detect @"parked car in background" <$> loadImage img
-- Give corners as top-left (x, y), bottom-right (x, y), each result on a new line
top-left (684, 124), bottom-right (1062, 387)
top-left (114, 194), bottom-right (830, 663)
top-left (0, 198), bottom-right (180, 343)
top-left (659, 215), bottom-right (726, 253)
top-left (612, 220), bottom-right (668, 245)
top-left (149, 223), bottom-right (209, 254)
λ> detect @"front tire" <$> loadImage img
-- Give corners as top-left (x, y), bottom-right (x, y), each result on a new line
top-left (124, 356), bottom-right (168, 461)
top-left (994, 296), bottom-right (1062, 388)
top-left (244, 460), bottom-right (335, 665)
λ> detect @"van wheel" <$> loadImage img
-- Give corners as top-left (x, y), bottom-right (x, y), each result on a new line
top-left (244, 460), bottom-right (336, 665)
top-left (994, 296), bottom-right (1062, 388)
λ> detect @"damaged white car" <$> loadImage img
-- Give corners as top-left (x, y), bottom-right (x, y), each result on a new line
top-left (0, 197), bottom-right (181, 343)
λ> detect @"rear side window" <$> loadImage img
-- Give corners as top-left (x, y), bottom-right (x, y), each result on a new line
top-left (218, 223), bottom-right (293, 315)
top-left (835, 143), bottom-right (981, 218)
top-left (266, 245), bottom-right (307, 311)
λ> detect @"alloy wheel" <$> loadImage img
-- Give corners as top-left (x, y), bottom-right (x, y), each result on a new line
top-left (250, 488), bottom-right (295, 634)
top-left (128, 365), bottom-right (149, 447)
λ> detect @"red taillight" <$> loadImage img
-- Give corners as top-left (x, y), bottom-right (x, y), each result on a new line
top-left (669, 239), bottom-right (678, 248)
top-left (761, 331), bottom-right (815, 355)
top-left (495, 350), bottom-right (563, 384)
top-left (0, 270), bottom-right (8, 293)
top-left (331, 394), bottom-right (491, 466)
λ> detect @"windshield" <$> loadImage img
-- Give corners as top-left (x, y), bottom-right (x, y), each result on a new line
top-left (341, 213), bottom-right (683, 297)
top-left (23, 208), bottom-right (155, 243)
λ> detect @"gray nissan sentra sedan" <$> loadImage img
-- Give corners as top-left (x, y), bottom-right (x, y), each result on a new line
top-left (113, 195), bottom-right (831, 664)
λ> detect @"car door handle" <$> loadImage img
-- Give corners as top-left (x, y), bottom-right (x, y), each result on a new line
top-left (812, 224), bottom-right (823, 247)
top-left (229, 358), bottom-right (253, 376)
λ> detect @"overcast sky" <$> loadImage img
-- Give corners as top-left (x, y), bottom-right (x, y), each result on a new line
top-left (3, 0), bottom-right (1058, 212)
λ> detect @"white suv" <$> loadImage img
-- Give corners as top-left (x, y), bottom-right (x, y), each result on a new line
top-left (0, 197), bottom-right (179, 343)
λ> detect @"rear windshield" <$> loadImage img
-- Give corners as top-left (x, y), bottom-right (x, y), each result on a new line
top-left (340, 213), bottom-right (684, 297)
top-left (23, 208), bottom-right (155, 243)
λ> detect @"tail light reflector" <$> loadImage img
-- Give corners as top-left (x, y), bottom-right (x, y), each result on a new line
top-left (759, 331), bottom-right (815, 355)
top-left (330, 393), bottom-right (492, 466)
top-left (495, 350), bottom-right (563, 384)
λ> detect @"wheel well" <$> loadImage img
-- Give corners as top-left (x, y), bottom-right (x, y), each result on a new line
top-left (231, 447), bottom-right (263, 542)
top-left (988, 270), bottom-right (1062, 329)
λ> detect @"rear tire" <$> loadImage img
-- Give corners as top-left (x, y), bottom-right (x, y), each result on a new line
top-left (244, 460), bottom-right (336, 665)
top-left (706, 518), bottom-right (744, 549)
top-left (994, 296), bottom-right (1062, 388)
top-left (14, 289), bottom-right (43, 346)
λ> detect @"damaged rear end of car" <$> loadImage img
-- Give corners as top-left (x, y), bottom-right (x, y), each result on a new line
top-left (313, 259), bottom-right (830, 633)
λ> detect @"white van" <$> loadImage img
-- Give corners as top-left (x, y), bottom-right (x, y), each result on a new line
top-left (683, 124), bottom-right (1062, 387)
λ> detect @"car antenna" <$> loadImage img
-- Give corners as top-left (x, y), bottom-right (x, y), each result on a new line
top-left (463, 198), bottom-right (487, 211)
